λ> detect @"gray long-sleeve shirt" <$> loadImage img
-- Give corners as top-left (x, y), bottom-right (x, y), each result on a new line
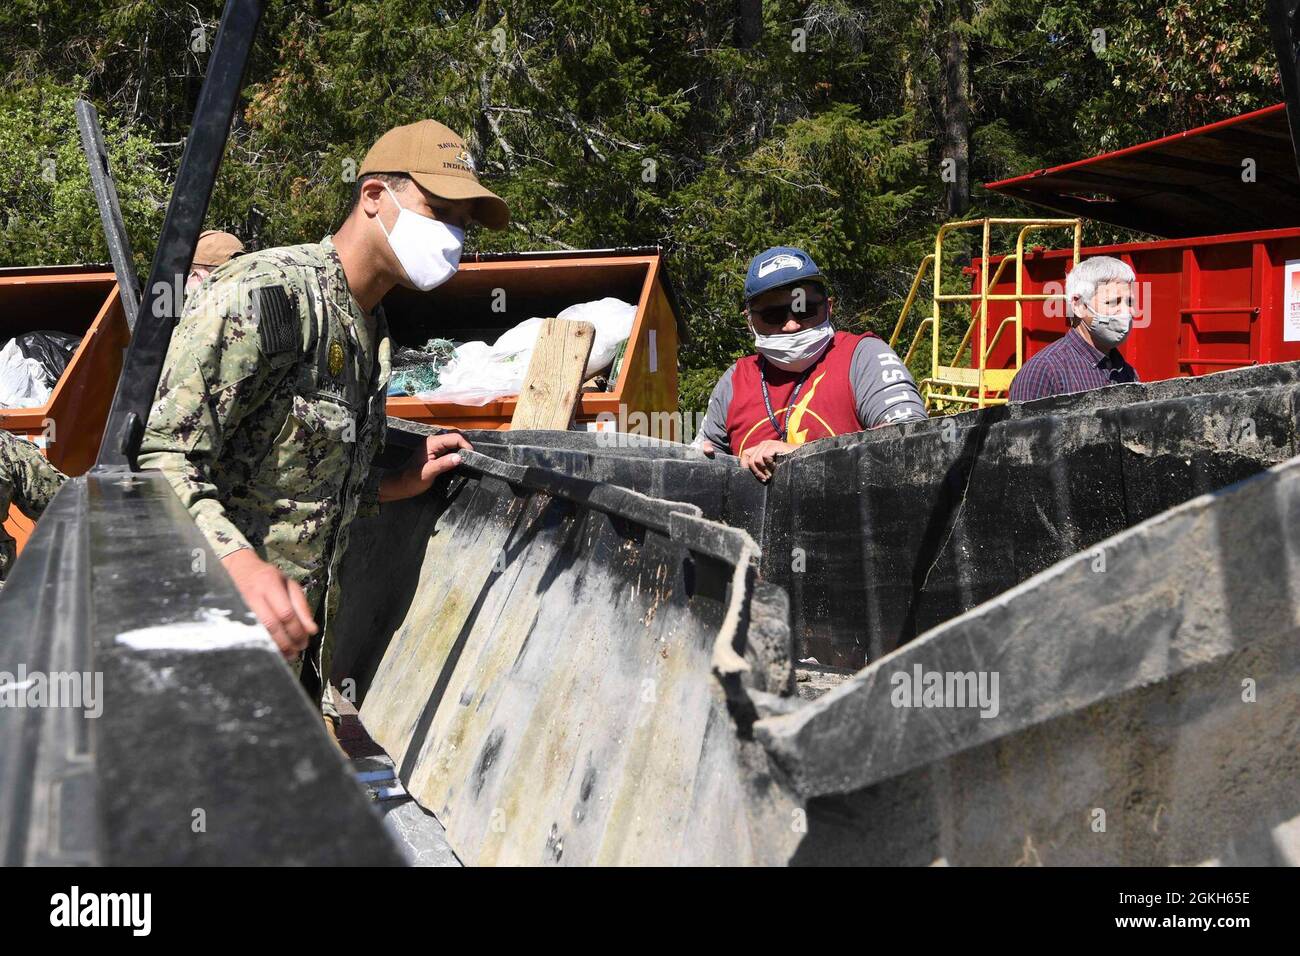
top-left (694, 335), bottom-right (926, 453)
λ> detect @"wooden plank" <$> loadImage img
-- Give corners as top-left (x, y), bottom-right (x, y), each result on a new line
top-left (509, 317), bottom-right (595, 430)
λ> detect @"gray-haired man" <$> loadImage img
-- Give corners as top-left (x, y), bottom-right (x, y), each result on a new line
top-left (1009, 255), bottom-right (1140, 403)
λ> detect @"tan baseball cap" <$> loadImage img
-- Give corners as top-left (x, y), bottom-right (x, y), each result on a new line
top-left (192, 230), bottom-right (245, 268)
top-left (359, 120), bottom-right (510, 230)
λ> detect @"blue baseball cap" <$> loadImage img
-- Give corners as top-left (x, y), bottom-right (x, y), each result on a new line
top-left (743, 246), bottom-right (826, 302)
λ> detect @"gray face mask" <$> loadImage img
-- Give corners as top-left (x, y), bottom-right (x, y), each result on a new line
top-left (1081, 302), bottom-right (1133, 349)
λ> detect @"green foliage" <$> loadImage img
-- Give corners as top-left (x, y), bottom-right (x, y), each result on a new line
top-left (672, 106), bottom-right (930, 372)
top-left (677, 365), bottom-right (724, 418)
top-left (0, 0), bottom-right (1280, 412)
top-left (1034, 0), bottom-right (1279, 150)
top-left (0, 82), bottom-right (167, 269)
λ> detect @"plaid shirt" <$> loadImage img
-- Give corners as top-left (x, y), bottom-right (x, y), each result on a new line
top-left (1009, 327), bottom-right (1138, 403)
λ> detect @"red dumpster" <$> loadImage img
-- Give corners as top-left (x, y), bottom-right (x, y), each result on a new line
top-left (973, 227), bottom-right (1300, 382)
top-left (979, 103), bottom-right (1300, 383)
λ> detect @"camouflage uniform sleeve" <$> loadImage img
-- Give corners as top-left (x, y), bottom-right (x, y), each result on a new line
top-left (357, 472), bottom-right (382, 519)
top-left (138, 273), bottom-right (289, 559)
top-left (0, 430), bottom-right (66, 518)
top-left (356, 414), bottom-right (387, 519)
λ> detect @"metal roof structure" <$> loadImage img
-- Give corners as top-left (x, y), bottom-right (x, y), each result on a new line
top-left (984, 103), bottom-right (1300, 238)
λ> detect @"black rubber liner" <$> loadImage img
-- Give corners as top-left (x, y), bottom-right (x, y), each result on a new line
top-left (0, 471), bottom-right (403, 865)
top-left (384, 361), bottom-right (1300, 669)
top-left (764, 368), bottom-right (1300, 666)
top-left (333, 447), bottom-right (798, 865)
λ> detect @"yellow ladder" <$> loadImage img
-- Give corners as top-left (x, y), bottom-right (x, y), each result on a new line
top-left (889, 217), bottom-right (1082, 414)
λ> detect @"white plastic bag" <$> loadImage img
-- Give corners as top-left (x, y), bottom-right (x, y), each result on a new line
top-left (492, 317), bottom-right (546, 354)
top-left (415, 298), bottom-right (637, 405)
top-left (0, 339), bottom-right (52, 408)
top-left (423, 340), bottom-right (532, 406)
top-left (487, 300), bottom-right (635, 379)
top-left (556, 297), bottom-right (637, 375)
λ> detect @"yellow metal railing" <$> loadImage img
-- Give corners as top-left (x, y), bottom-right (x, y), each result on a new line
top-left (890, 217), bottom-right (1082, 414)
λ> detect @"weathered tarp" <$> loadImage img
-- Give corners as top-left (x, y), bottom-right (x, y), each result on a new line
top-left (336, 451), bottom-right (798, 866)
top-left (756, 451), bottom-right (1300, 865)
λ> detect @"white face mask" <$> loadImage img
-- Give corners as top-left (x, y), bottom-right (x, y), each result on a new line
top-left (753, 319), bottom-right (835, 371)
top-left (1080, 302), bottom-right (1133, 349)
top-left (377, 184), bottom-right (464, 291)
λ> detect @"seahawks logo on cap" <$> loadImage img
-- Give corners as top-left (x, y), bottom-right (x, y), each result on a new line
top-left (757, 253), bottom-right (804, 278)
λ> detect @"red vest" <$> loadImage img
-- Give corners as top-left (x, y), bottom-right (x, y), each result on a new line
top-left (725, 330), bottom-right (874, 456)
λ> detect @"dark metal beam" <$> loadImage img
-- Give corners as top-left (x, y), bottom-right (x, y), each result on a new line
top-left (75, 99), bottom-right (141, 329)
top-left (1267, 0), bottom-right (1300, 181)
top-left (96, 0), bottom-right (265, 470)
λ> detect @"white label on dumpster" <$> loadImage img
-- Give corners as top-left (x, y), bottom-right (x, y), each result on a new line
top-left (1286, 259), bottom-right (1300, 342)
top-left (648, 330), bottom-right (658, 373)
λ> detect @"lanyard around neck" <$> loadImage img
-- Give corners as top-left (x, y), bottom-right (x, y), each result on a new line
top-left (759, 360), bottom-right (812, 442)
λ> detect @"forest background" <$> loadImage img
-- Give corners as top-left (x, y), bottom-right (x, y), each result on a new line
top-left (0, 1), bottom-right (1280, 409)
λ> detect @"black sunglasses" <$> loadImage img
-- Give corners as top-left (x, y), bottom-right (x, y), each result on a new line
top-left (749, 295), bottom-right (828, 326)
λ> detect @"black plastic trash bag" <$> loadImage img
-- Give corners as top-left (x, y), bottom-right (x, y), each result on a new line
top-left (13, 331), bottom-right (82, 384)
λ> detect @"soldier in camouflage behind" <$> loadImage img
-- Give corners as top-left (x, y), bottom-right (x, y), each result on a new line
top-left (139, 120), bottom-right (509, 727)
top-left (185, 229), bottom-right (245, 296)
top-left (0, 430), bottom-right (66, 585)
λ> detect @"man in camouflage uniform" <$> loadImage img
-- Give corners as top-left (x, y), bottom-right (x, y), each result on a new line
top-left (186, 229), bottom-right (245, 296)
top-left (0, 430), bottom-right (66, 584)
top-left (139, 120), bottom-right (508, 717)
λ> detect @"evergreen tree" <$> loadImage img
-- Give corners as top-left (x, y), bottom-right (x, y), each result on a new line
top-left (0, 1), bottom-right (1283, 411)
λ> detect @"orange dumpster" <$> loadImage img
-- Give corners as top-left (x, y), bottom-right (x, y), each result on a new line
top-left (382, 248), bottom-right (683, 434)
top-left (1, 265), bottom-right (130, 553)
top-left (2, 248), bottom-right (683, 555)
